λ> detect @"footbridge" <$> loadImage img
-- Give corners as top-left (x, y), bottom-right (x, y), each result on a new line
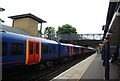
top-left (58, 34), bottom-right (103, 46)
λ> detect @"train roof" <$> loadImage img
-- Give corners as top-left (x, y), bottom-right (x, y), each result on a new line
top-left (60, 43), bottom-right (87, 48)
top-left (1, 31), bottom-right (58, 44)
top-left (1, 24), bottom-right (30, 36)
top-left (60, 43), bottom-right (75, 46)
top-left (88, 47), bottom-right (96, 50)
top-left (73, 45), bottom-right (83, 48)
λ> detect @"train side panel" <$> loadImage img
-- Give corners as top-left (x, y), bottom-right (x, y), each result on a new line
top-left (41, 43), bottom-right (59, 63)
top-left (2, 32), bottom-right (26, 68)
top-left (60, 45), bottom-right (69, 58)
top-left (1, 31), bottom-right (96, 70)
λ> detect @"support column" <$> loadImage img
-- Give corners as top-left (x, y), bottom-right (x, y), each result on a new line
top-left (102, 43), bottom-right (105, 66)
top-left (105, 39), bottom-right (110, 80)
top-left (39, 23), bottom-right (42, 37)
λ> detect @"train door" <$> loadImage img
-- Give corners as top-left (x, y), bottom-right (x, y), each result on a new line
top-left (26, 40), bottom-right (41, 64)
top-left (69, 46), bottom-right (73, 56)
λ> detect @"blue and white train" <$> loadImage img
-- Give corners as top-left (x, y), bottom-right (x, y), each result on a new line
top-left (0, 31), bottom-right (96, 69)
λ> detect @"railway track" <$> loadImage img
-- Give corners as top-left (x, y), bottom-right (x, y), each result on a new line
top-left (3, 54), bottom-right (92, 81)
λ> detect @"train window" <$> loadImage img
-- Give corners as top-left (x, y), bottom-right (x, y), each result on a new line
top-left (50, 46), bottom-right (56, 53)
top-left (11, 43), bottom-right (24, 56)
top-left (2, 41), bottom-right (7, 56)
top-left (29, 42), bottom-right (33, 54)
top-left (68, 47), bottom-right (69, 53)
top-left (76, 48), bottom-right (79, 52)
top-left (43, 45), bottom-right (48, 54)
top-left (64, 47), bottom-right (68, 52)
top-left (36, 43), bottom-right (39, 54)
top-left (73, 48), bottom-right (79, 52)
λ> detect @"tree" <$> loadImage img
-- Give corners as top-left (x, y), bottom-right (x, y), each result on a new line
top-left (38, 30), bottom-right (43, 37)
top-left (0, 18), bottom-right (4, 23)
top-left (44, 26), bottom-right (56, 39)
top-left (0, 8), bottom-right (5, 23)
top-left (56, 24), bottom-right (77, 35)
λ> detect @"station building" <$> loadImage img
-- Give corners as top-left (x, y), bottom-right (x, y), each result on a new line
top-left (1, 13), bottom-right (46, 37)
top-left (102, 0), bottom-right (120, 63)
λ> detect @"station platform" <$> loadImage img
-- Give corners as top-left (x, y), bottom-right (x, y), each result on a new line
top-left (51, 53), bottom-right (119, 80)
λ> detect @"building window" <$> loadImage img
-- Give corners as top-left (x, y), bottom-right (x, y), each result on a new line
top-left (43, 45), bottom-right (48, 54)
top-left (11, 43), bottom-right (24, 56)
top-left (2, 41), bottom-right (7, 56)
top-left (50, 46), bottom-right (56, 53)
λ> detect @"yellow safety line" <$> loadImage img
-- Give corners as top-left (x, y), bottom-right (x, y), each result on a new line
top-left (76, 54), bottom-right (97, 81)
top-left (76, 64), bottom-right (90, 81)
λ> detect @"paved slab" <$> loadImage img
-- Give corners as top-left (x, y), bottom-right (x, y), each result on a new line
top-left (80, 54), bottom-right (119, 79)
top-left (109, 62), bottom-right (119, 79)
top-left (80, 54), bottom-right (104, 79)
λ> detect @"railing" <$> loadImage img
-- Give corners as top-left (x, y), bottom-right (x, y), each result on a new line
top-left (58, 34), bottom-right (103, 41)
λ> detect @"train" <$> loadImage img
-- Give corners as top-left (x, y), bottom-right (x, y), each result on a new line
top-left (1, 31), bottom-right (96, 69)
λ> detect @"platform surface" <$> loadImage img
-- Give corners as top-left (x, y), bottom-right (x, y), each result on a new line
top-left (51, 53), bottom-right (119, 80)
top-left (81, 53), bottom-right (118, 79)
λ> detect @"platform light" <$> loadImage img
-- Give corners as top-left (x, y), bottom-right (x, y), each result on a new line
top-left (106, 39), bottom-right (109, 42)
top-left (99, 43), bottom-right (104, 46)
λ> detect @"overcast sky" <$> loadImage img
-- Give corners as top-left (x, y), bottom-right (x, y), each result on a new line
top-left (0, 0), bottom-right (109, 34)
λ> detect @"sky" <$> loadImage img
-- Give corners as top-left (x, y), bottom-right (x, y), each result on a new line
top-left (0, 0), bottom-right (109, 34)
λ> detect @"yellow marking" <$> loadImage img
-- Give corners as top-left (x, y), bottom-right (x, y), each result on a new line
top-left (26, 40), bottom-right (29, 64)
top-left (52, 54), bottom-right (97, 80)
top-left (76, 64), bottom-right (90, 81)
top-left (76, 54), bottom-right (97, 81)
top-left (39, 41), bottom-right (41, 62)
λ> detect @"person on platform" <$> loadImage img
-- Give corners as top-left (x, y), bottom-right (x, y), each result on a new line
top-left (111, 52), bottom-right (117, 64)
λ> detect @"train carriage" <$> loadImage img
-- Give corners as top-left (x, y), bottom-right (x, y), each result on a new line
top-left (1, 31), bottom-right (59, 68)
top-left (59, 43), bottom-right (74, 58)
top-left (1, 31), bottom-right (96, 70)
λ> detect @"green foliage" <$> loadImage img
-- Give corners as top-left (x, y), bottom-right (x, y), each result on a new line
top-left (38, 30), bottom-right (43, 36)
top-left (56, 24), bottom-right (77, 35)
top-left (44, 26), bottom-right (55, 39)
top-left (0, 18), bottom-right (4, 23)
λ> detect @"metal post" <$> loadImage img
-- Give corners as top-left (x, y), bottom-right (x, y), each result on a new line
top-left (105, 39), bottom-right (110, 80)
top-left (102, 43), bottom-right (105, 66)
top-left (93, 34), bottom-right (95, 39)
top-left (40, 23), bottom-right (42, 33)
top-left (39, 23), bottom-right (42, 37)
